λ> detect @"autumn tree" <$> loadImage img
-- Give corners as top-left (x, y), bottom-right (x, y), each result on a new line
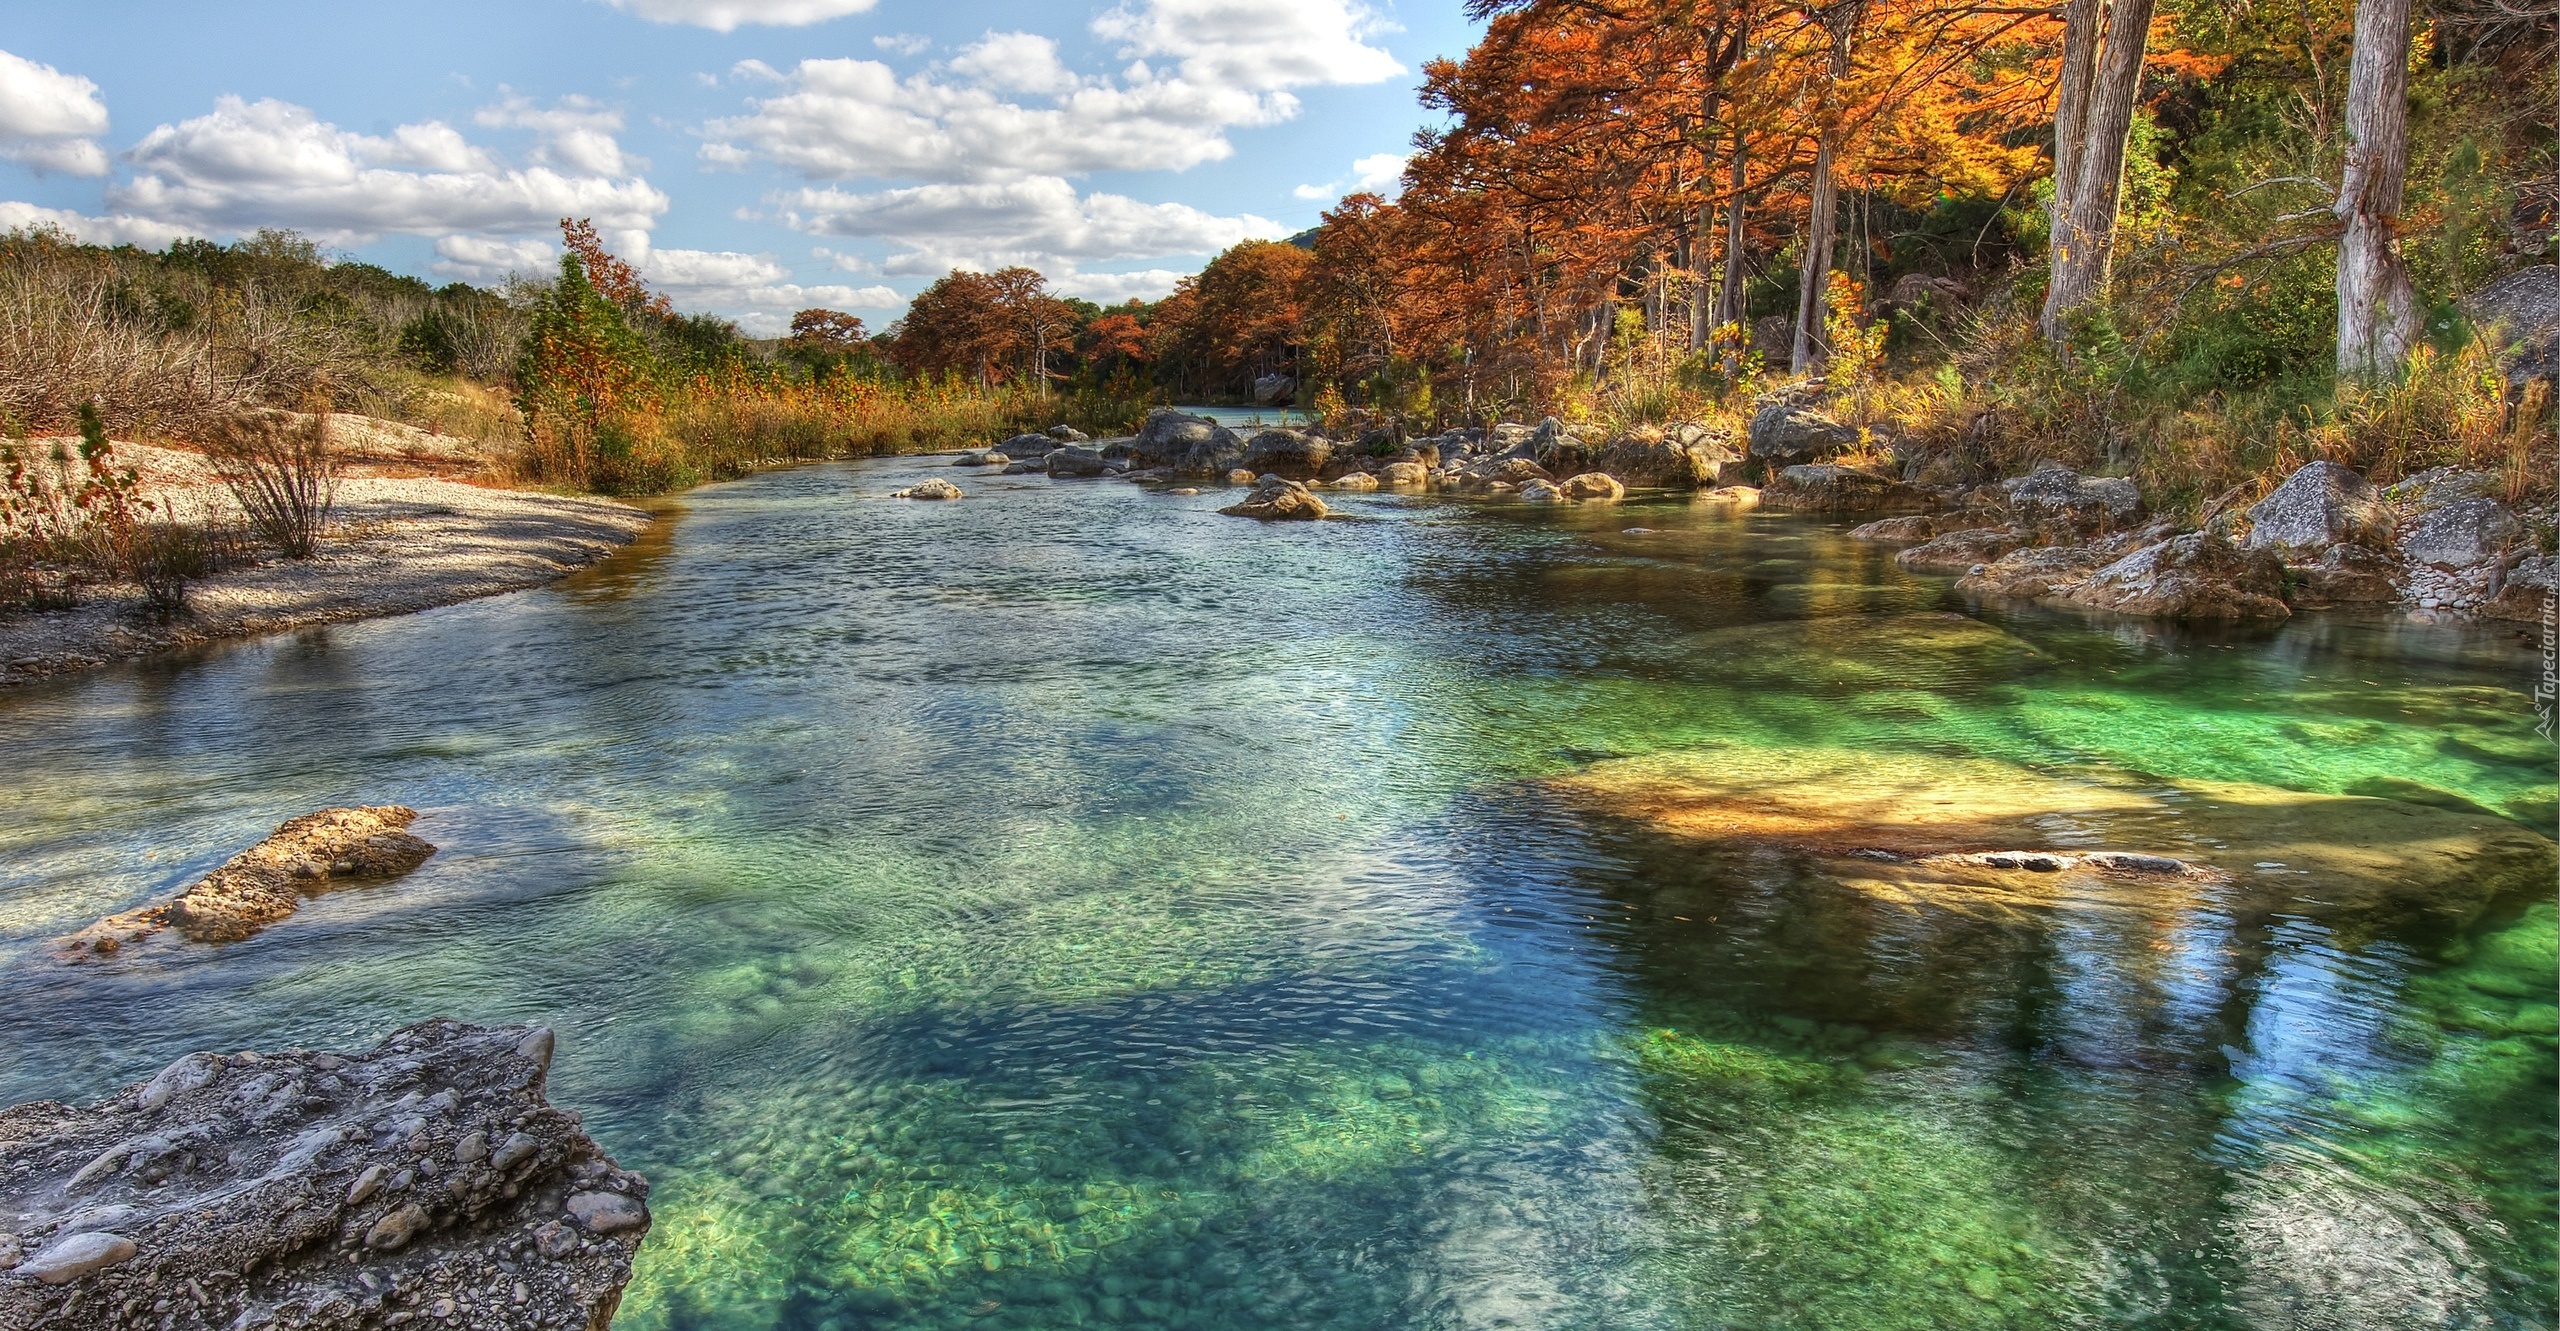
top-left (516, 250), bottom-right (655, 484)
top-left (2039, 0), bottom-right (2159, 345)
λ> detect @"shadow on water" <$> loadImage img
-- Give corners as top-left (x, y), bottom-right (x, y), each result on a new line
top-left (0, 459), bottom-right (2548, 1331)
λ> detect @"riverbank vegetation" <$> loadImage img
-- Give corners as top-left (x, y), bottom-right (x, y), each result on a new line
top-left (2, 0), bottom-right (2552, 520)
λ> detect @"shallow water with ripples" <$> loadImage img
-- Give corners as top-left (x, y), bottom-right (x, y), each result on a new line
top-left (1, 456), bottom-right (2551, 1331)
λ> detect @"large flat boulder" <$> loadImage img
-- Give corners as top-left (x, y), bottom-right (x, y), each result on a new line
top-left (1896, 524), bottom-right (2027, 573)
top-left (0, 1020), bottom-right (649, 1331)
top-left (2398, 497), bottom-right (2525, 570)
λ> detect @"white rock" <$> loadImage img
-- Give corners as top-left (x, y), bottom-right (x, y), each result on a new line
top-left (16, 1232), bottom-right (137, 1284)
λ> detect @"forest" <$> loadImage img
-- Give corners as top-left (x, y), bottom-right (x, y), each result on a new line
top-left (2, 0), bottom-right (2551, 508)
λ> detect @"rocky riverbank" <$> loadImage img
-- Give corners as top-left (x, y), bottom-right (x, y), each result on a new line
top-left (0, 1020), bottom-right (649, 1331)
top-left (951, 405), bottom-right (2552, 625)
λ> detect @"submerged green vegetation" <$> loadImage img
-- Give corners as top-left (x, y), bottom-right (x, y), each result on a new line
top-left (0, 463), bottom-right (2547, 1329)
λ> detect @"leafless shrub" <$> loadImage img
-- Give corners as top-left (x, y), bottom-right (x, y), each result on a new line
top-left (209, 407), bottom-right (338, 559)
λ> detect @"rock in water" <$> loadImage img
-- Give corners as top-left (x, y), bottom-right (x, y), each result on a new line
top-left (1328, 471), bottom-right (1380, 491)
top-left (1758, 464), bottom-right (1931, 514)
top-left (1045, 446), bottom-right (1109, 478)
top-left (1219, 476), bottom-right (1329, 521)
top-left (1896, 524), bottom-right (2026, 573)
top-left (62, 807), bottom-right (434, 955)
top-left (1558, 472), bottom-right (1626, 501)
top-left (2246, 462), bottom-right (2393, 552)
top-left (1518, 480), bottom-right (1568, 503)
top-left (891, 478), bottom-right (964, 500)
top-left (1044, 425), bottom-right (1088, 442)
top-left (1376, 461), bottom-right (1430, 487)
top-left (997, 433), bottom-right (1060, 457)
top-left (1127, 410), bottom-right (1245, 476)
top-left (0, 1020), bottom-right (649, 1331)
top-left (1240, 430), bottom-right (1332, 480)
top-left (2065, 532), bottom-right (2292, 619)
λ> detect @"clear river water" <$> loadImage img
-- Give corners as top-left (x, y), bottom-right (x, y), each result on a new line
top-left (0, 455), bottom-right (2552, 1331)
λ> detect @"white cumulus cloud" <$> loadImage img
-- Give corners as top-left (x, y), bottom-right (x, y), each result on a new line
top-left (703, 56), bottom-right (1283, 184)
top-left (700, 0), bottom-right (1401, 186)
top-left (0, 200), bottom-right (191, 248)
top-left (599, 0), bottom-right (879, 31)
top-left (431, 234), bottom-right (558, 284)
top-left (107, 95), bottom-right (667, 246)
top-left (1091, 0), bottom-right (1401, 91)
top-left (640, 246), bottom-right (900, 332)
top-left (0, 48), bottom-right (111, 176)
top-left (779, 175), bottom-right (1279, 276)
top-left (1052, 268), bottom-right (1187, 304)
top-left (1294, 150), bottom-right (1411, 203)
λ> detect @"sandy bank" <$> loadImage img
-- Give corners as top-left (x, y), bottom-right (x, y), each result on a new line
top-left (0, 437), bottom-right (653, 688)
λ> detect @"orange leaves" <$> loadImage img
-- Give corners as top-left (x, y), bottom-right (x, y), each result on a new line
top-left (560, 218), bottom-right (671, 321)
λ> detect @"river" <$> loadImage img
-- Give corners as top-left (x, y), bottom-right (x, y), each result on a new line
top-left (1, 455), bottom-right (2551, 1330)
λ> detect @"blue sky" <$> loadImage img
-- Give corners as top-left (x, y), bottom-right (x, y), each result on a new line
top-left (0, 0), bottom-right (1478, 331)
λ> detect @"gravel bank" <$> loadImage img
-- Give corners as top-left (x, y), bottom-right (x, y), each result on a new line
top-left (0, 451), bottom-right (654, 688)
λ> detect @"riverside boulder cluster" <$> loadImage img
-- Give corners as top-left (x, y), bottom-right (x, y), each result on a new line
top-left (938, 404), bottom-right (2551, 625)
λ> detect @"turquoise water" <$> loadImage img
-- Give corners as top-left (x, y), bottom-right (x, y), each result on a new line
top-left (0, 456), bottom-right (2551, 1330)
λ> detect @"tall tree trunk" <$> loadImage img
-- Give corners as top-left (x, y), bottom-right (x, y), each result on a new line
top-left (2048, 0), bottom-right (2102, 238)
top-left (1718, 139), bottom-right (1748, 331)
top-left (1792, 5), bottom-right (1859, 375)
top-left (1792, 133), bottom-right (1842, 374)
top-left (2335, 0), bottom-right (2418, 378)
top-left (1691, 193), bottom-right (1717, 351)
top-left (2039, 0), bottom-right (2157, 345)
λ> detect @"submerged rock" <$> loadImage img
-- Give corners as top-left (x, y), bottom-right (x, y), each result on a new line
top-left (63, 807), bottom-right (434, 955)
top-left (1218, 475), bottom-right (1329, 521)
top-left (1550, 744), bottom-right (2556, 938)
top-left (0, 1020), bottom-right (649, 1331)
top-left (891, 478), bottom-right (964, 500)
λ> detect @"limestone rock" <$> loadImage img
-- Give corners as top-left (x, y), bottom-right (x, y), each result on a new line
top-left (1127, 410), bottom-right (1244, 476)
top-left (1328, 471), bottom-right (1380, 491)
top-left (1558, 472), bottom-right (1626, 501)
top-left (1518, 480), bottom-right (1568, 503)
top-left (1252, 373), bottom-right (1297, 406)
top-left (1225, 468), bottom-right (1257, 486)
top-left (1747, 404), bottom-right (1859, 463)
top-left (1376, 461), bottom-right (1429, 487)
top-left (2378, 467), bottom-right (2499, 512)
top-left (1045, 446), bottom-right (1109, 479)
top-left (952, 450), bottom-right (1007, 467)
top-left (997, 433), bottom-right (1059, 457)
top-left (1240, 429), bottom-right (1332, 480)
top-left (2284, 542), bottom-right (2403, 607)
top-left (62, 807), bottom-right (434, 955)
top-left (2398, 497), bottom-right (2525, 570)
top-left (1897, 525), bottom-right (2028, 574)
top-left (2461, 265), bottom-right (2560, 385)
top-left (1956, 544), bottom-right (2120, 599)
top-left (1446, 455), bottom-right (1554, 490)
top-left (1001, 459), bottom-right (1045, 475)
top-left (1219, 475), bottom-right (1329, 521)
top-left (2004, 463), bottom-right (2143, 539)
top-left (0, 1020), bottom-right (648, 1331)
top-left (1759, 464), bottom-right (1931, 514)
top-left (1596, 424), bottom-right (1741, 489)
top-left (2482, 554), bottom-right (2558, 622)
top-left (891, 478), bottom-right (964, 500)
top-left (1044, 425), bottom-right (1088, 443)
top-left (2246, 462), bottom-right (2393, 552)
top-left (2064, 532), bottom-right (2292, 619)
